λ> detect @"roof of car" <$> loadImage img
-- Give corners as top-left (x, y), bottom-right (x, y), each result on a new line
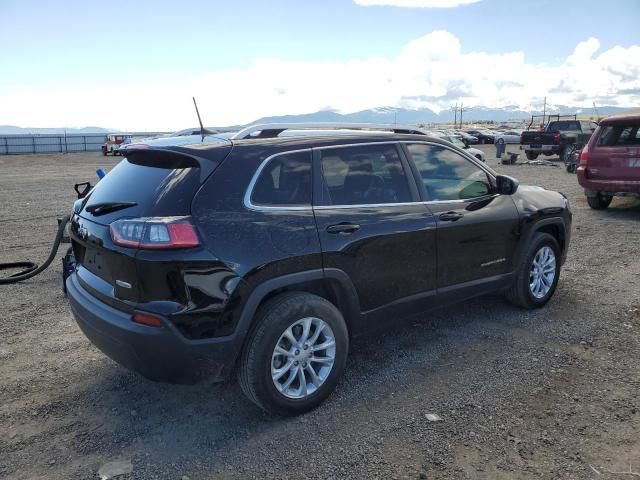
top-left (127, 132), bottom-right (455, 163)
top-left (599, 114), bottom-right (640, 125)
top-left (218, 132), bottom-right (452, 151)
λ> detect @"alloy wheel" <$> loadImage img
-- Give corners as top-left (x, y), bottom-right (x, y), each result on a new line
top-left (271, 317), bottom-right (336, 399)
top-left (529, 246), bottom-right (556, 299)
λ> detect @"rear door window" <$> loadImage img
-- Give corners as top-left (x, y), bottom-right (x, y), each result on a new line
top-left (406, 143), bottom-right (491, 201)
top-left (318, 144), bottom-right (412, 205)
top-left (250, 150), bottom-right (312, 206)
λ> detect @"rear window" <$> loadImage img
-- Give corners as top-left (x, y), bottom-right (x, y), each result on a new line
top-left (597, 125), bottom-right (640, 146)
top-left (548, 121), bottom-right (580, 131)
top-left (81, 159), bottom-right (201, 224)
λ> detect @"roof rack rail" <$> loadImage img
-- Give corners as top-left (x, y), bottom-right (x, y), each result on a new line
top-left (230, 123), bottom-right (428, 140)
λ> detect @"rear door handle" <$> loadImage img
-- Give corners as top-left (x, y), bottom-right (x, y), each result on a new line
top-left (326, 223), bottom-right (361, 234)
top-left (439, 211), bottom-right (464, 222)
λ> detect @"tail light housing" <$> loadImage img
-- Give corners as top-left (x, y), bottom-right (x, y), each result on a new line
top-left (553, 133), bottom-right (561, 143)
top-left (110, 217), bottom-right (199, 249)
top-left (579, 147), bottom-right (589, 165)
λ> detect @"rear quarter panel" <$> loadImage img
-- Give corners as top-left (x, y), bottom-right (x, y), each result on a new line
top-left (190, 145), bottom-right (323, 337)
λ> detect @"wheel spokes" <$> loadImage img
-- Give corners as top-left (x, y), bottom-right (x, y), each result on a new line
top-left (272, 359), bottom-right (294, 381)
top-left (297, 367), bottom-right (308, 396)
top-left (305, 364), bottom-right (321, 387)
top-left (311, 339), bottom-right (335, 352)
top-left (310, 355), bottom-right (333, 364)
top-left (301, 317), bottom-right (312, 344)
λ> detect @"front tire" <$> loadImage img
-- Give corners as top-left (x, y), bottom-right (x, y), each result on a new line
top-left (238, 292), bottom-right (349, 416)
top-left (525, 151), bottom-right (538, 160)
top-left (587, 193), bottom-right (612, 210)
top-left (506, 233), bottom-right (561, 309)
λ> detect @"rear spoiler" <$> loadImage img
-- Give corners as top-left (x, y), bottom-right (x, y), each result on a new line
top-left (120, 144), bottom-right (233, 182)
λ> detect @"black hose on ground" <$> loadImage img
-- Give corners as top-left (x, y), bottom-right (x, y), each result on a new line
top-left (0, 215), bottom-right (71, 285)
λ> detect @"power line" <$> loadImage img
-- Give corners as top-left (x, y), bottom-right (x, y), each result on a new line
top-left (458, 102), bottom-right (469, 129)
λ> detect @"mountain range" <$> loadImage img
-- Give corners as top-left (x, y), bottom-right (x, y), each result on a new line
top-left (0, 105), bottom-right (631, 135)
top-left (0, 125), bottom-right (112, 135)
top-left (252, 105), bottom-right (629, 126)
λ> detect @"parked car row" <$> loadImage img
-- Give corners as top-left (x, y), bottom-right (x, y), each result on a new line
top-left (426, 131), bottom-right (486, 162)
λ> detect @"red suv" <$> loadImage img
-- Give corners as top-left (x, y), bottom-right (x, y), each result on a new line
top-left (577, 115), bottom-right (640, 209)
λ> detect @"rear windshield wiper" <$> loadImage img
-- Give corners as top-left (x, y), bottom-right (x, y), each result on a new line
top-left (85, 201), bottom-right (138, 216)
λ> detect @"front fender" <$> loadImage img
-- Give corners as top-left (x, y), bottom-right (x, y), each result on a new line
top-left (511, 187), bottom-right (572, 267)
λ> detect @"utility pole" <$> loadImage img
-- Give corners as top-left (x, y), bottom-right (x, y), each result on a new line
top-left (542, 96), bottom-right (547, 127)
top-left (459, 102), bottom-right (469, 129)
top-left (451, 103), bottom-right (458, 128)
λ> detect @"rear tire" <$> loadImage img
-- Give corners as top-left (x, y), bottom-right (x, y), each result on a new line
top-left (587, 193), bottom-right (612, 210)
top-left (238, 292), bottom-right (349, 416)
top-left (525, 151), bottom-right (538, 160)
top-left (506, 233), bottom-right (561, 309)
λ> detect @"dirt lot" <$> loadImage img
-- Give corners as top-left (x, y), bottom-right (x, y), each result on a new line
top-left (1, 148), bottom-right (639, 480)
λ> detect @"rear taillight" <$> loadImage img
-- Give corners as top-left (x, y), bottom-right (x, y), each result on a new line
top-left (553, 133), bottom-right (561, 142)
top-left (579, 147), bottom-right (589, 165)
top-left (110, 217), bottom-right (199, 249)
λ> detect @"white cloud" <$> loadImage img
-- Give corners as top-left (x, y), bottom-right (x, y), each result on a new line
top-left (0, 31), bottom-right (638, 130)
top-left (353, 0), bottom-right (481, 7)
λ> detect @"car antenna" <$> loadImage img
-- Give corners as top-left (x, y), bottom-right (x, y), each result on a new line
top-left (192, 96), bottom-right (206, 141)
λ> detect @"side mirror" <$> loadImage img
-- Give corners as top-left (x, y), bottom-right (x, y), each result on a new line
top-left (495, 174), bottom-right (519, 195)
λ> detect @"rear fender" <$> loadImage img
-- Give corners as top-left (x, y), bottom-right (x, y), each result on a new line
top-left (226, 268), bottom-right (361, 370)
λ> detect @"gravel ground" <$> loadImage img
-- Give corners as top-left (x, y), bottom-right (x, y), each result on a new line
top-left (0, 147), bottom-right (639, 480)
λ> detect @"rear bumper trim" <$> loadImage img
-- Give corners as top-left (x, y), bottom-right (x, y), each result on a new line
top-left (66, 273), bottom-right (236, 383)
top-left (520, 145), bottom-right (559, 151)
top-left (577, 167), bottom-right (640, 194)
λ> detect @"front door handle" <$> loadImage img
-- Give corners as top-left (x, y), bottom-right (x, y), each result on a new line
top-left (326, 223), bottom-right (361, 234)
top-left (439, 211), bottom-right (464, 222)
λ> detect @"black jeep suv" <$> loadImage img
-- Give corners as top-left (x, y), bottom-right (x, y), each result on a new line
top-left (66, 123), bottom-right (571, 416)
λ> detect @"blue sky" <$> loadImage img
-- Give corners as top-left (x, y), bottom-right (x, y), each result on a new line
top-left (1, 0), bottom-right (639, 129)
